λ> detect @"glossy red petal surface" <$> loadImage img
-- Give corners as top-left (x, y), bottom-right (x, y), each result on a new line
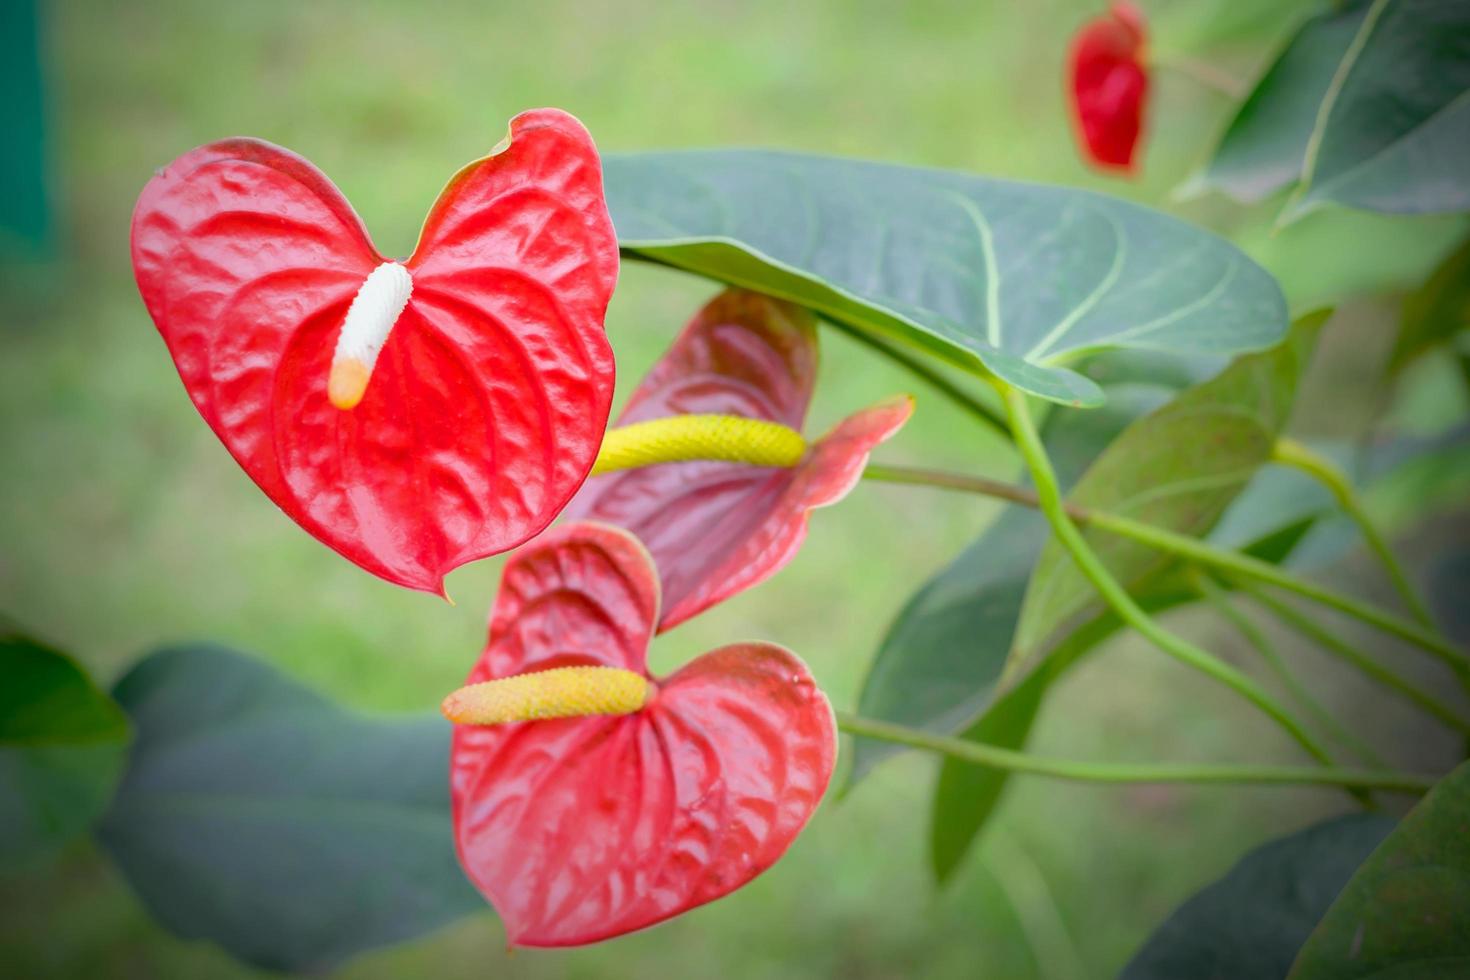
top-left (131, 109), bottom-right (617, 593)
top-left (565, 290), bottom-right (911, 629)
top-left (451, 523), bottom-right (836, 946)
top-left (1068, 2), bottom-right (1150, 173)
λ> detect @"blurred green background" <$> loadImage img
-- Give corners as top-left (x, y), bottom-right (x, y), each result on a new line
top-left (2, 0), bottom-right (1467, 977)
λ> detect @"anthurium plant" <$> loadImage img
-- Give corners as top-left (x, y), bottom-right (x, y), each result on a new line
top-left (4, 2), bottom-right (1468, 975)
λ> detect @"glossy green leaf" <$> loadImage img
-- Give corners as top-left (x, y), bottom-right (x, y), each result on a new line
top-left (1008, 314), bottom-right (1324, 685)
top-left (0, 626), bottom-right (129, 869)
top-left (96, 645), bottom-right (481, 973)
top-left (1289, 0), bottom-right (1470, 220)
top-left (1391, 234), bottom-right (1470, 376)
top-left (1290, 761), bottom-right (1470, 978)
top-left (1188, 1), bottom-right (1373, 205)
top-left (604, 150), bottom-right (1287, 405)
top-left (1194, 0), bottom-right (1470, 220)
top-left (1121, 813), bottom-right (1396, 980)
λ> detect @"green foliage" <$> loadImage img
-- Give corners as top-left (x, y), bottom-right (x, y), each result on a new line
top-left (1290, 761), bottom-right (1470, 979)
top-left (1121, 813), bottom-right (1396, 980)
top-left (0, 626), bottom-right (129, 869)
top-left (1289, 0), bottom-right (1470, 220)
top-left (1190, 0), bottom-right (1373, 205)
top-left (848, 387), bottom-right (1167, 787)
top-left (604, 151), bottom-right (1288, 405)
top-left (95, 644), bottom-right (481, 973)
top-left (1008, 314), bottom-right (1325, 684)
top-left (1196, 0), bottom-right (1470, 221)
top-left (1391, 234), bottom-right (1470, 377)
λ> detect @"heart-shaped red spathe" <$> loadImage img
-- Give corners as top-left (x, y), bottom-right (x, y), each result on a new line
top-left (450, 521), bottom-right (836, 947)
top-left (131, 108), bottom-right (618, 594)
top-left (562, 289), bottom-right (913, 630)
top-left (1068, 2), bottom-right (1149, 173)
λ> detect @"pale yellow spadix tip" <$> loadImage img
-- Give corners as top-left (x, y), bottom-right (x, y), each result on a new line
top-left (442, 666), bottom-right (651, 726)
top-left (328, 357), bottom-right (371, 410)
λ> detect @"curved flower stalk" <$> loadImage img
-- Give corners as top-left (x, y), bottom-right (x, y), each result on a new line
top-left (565, 289), bottom-right (913, 630)
top-left (1068, 2), bottom-right (1150, 173)
top-left (445, 522), bottom-right (836, 947)
top-left (131, 108), bottom-right (618, 594)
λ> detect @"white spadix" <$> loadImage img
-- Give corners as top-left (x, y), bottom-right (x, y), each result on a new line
top-left (328, 261), bottom-right (413, 410)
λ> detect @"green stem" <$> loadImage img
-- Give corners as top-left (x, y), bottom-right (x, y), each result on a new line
top-left (1276, 438), bottom-right (1432, 620)
top-left (1082, 510), bottom-right (1470, 686)
top-left (1191, 569), bottom-right (1388, 769)
top-left (861, 462), bottom-right (1469, 681)
top-left (830, 325), bottom-right (1008, 436)
top-left (1242, 583), bottom-right (1470, 737)
top-left (833, 712), bottom-right (1433, 794)
top-left (1273, 437), bottom-right (1434, 626)
top-left (995, 384), bottom-right (1340, 771)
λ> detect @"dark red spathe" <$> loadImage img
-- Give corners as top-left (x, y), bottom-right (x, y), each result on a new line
top-left (450, 522), bottom-right (836, 946)
top-left (131, 108), bottom-right (618, 594)
top-left (564, 289), bottom-right (913, 630)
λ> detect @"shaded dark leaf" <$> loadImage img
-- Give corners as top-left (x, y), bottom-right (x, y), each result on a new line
top-left (96, 644), bottom-right (481, 973)
top-left (1291, 761), bottom-right (1470, 978)
top-left (0, 626), bottom-right (129, 869)
top-left (1122, 813), bottom-right (1396, 980)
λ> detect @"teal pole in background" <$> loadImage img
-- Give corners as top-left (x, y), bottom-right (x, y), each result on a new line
top-left (1, 0), bottom-right (54, 256)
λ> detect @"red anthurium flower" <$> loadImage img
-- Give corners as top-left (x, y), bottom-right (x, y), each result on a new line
top-left (1068, 2), bottom-right (1149, 173)
top-left (563, 289), bottom-right (913, 631)
top-left (446, 521), bottom-right (836, 946)
top-left (131, 108), bottom-right (618, 594)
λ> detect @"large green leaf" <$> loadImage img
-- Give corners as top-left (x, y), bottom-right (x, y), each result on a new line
top-left (1290, 761), bottom-right (1470, 978)
top-left (1008, 315), bottom-right (1324, 684)
top-left (1121, 813), bottom-right (1397, 980)
top-left (96, 645), bottom-right (482, 973)
top-left (604, 150), bottom-right (1287, 405)
top-left (1195, 0), bottom-right (1470, 220)
top-left (1188, 1), bottom-right (1373, 205)
top-left (0, 626), bottom-right (129, 869)
top-left (1290, 0), bottom-right (1470, 220)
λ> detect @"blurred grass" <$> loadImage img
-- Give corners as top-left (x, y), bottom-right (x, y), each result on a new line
top-left (1, 0), bottom-right (1466, 977)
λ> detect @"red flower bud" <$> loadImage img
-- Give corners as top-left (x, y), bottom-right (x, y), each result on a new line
top-left (1068, 2), bottom-right (1149, 173)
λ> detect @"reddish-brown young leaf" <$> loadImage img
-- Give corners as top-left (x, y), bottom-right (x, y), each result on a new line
top-left (131, 108), bottom-right (617, 594)
top-left (450, 522), bottom-right (836, 946)
top-left (1068, 2), bottom-right (1149, 173)
top-left (563, 289), bottom-right (912, 630)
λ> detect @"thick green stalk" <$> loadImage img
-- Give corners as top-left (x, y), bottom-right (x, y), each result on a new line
top-left (1242, 584), bottom-right (1470, 737)
top-left (1273, 437), bottom-right (1434, 626)
top-left (1192, 570), bottom-right (1388, 768)
top-left (995, 384), bottom-right (1340, 771)
top-left (834, 712), bottom-right (1433, 794)
top-left (861, 463), bottom-right (1469, 679)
